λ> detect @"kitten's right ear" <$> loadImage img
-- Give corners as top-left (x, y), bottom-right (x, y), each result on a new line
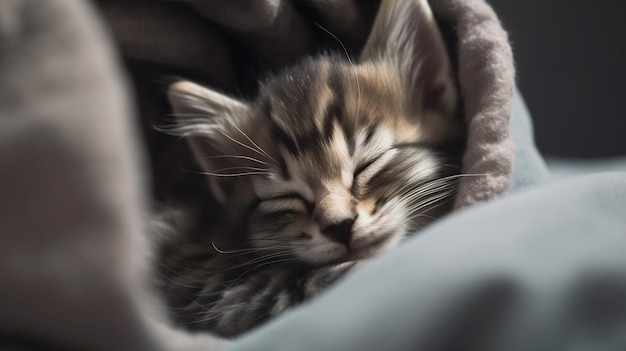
top-left (359, 0), bottom-right (457, 117)
top-left (167, 81), bottom-right (251, 204)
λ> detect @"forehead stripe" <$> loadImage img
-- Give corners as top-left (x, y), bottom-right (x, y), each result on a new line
top-left (265, 100), bottom-right (300, 155)
top-left (322, 99), bottom-right (342, 143)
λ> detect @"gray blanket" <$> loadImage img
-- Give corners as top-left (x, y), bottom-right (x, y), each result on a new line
top-left (2, 1), bottom-right (625, 351)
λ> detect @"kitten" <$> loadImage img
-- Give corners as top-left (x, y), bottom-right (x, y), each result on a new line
top-left (154, 0), bottom-right (464, 337)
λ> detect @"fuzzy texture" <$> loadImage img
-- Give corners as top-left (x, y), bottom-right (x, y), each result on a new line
top-left (0, 0), bottom-right (227, 350)
top-left (430, 0), bottom-right (516, 208)
top-left (0, 0), bottom-right (154, 350)
top-left (0, 0), bottom-right (516, 350)
top-left (159, 0), bottom-right (466, 336)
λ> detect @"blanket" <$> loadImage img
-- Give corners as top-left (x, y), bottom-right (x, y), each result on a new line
top-left (226, 171), bottom-right (626, 351)
top-left (0, 0), bottom-right (153, 350)
top-left (3, 0), bottom-right (625, 350)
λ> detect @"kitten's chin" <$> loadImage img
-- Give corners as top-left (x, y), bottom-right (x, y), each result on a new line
top-left (303, 232), bottom-right (403, 266)
top-left (296, 246), bottom-right (348, 266)
top-left (341, 238), bottom-right (398, 262)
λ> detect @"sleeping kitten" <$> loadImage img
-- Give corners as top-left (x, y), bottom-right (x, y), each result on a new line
top-left (154, 0), bottom-right (464, 337)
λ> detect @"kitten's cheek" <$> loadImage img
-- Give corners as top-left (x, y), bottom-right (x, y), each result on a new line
top-left (294, 238), bottom-right (347, 265)
top-left (357, 198), bottom-right (376, 215)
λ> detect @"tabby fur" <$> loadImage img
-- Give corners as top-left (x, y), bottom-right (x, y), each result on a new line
top-left (155, 0), bottom-right (465, 337)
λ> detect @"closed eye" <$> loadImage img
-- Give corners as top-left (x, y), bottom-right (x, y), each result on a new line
top-left (351, 150), bottom-right (396, 195)
top-left (353, 153), bottom-right (386, 179)
top-left (261, 193), bottom-right (307, 202)
top-left (260, 193), bottom-right (314, 212)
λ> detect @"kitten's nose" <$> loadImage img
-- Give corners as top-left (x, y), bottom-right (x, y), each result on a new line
top-left (321, 217), bottom-right (356, 246)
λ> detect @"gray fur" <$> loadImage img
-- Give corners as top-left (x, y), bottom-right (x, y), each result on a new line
top-left (153, 0), bottom-right (465, 337)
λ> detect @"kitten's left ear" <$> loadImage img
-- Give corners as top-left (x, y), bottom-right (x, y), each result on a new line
top-left (167, 81), bottom-right (249, 136)
top-left (360, 0), bottom-right (457, 117)
top-left (167, 81), bottom-right (252, 205)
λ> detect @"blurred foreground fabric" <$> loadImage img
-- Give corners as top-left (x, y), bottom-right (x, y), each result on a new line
top-left (1, 0), bottom-right (625, 350)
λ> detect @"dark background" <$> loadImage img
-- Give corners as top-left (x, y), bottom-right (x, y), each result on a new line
top-left (487, 0), bottom-right (626, 158)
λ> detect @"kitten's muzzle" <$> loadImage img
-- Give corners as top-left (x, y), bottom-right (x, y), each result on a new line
top-left (321, 216), bottom-right (356, 247)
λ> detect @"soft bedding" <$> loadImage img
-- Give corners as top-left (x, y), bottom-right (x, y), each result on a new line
top-left (1, 0), bottom-right (625, 350)
top-left (225, 172), bottom-right (626, 351)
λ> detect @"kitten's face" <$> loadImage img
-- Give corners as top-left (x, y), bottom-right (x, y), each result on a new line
top-left (244, 59), bottom-right (459, 265)
top-left (167, 0), bottom-right (463, 266)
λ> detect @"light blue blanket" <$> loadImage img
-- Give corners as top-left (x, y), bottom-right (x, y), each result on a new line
top-left (220, 94), bottom-right (626, 351)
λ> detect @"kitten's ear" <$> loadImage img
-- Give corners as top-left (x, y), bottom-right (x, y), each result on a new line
top-left (167, 81), bottom-right (249, 135)
top-left (360, 0), bottom-right (457, 117)
top-left (167, 81), bottom-right (251, 204)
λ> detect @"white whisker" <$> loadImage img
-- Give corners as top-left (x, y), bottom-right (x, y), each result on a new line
top-left (204, 155), bottom-right (273, 166)
top-left (227, 120), bottom-right (279, 165)
top-left (314, 21), bottom-right (361, 121)
top-left (405, 189), bottom-right (455, 214)
top-left (198, 171), bottom-right (272, 177)
top-left (211, 242), bottom-right (295, 257)
top-left (217, 129), bottom-right (274, 165)
top-left (209, 166), bottom-right (269, 172)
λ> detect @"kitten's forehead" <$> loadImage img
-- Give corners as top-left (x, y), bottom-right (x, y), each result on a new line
top-left (259, 57), bottom-right (406, 126)
top-left (247, 57), bottom-right (433, 197)
top-left (255, 57), bottom-right (411, 168)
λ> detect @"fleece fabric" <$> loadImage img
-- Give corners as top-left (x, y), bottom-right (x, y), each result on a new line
top-left (6, 2), bottom-right (623, 351)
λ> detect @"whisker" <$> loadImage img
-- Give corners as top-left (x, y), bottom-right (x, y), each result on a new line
top-left (399, 172), bottom-right (490, 206)
top-left (202, 154), bottom-right (273, 167)
top-left (185, 251), bottom-right (294, 279)
top-left (209, 166), bottom-right (269, 173)
top-left (404, 179), bottom-right (456, 200)
top-left (404, 182), bottom-right (457, 203)
top-left (168, 108), bottom-right (278, 166)
top-left (314, 21), bottom-right (361, 121)
top-left (220, 252), bottom-right (294, 273)
top-left (217, 130), bottom-right (275, 165)
top-left (219, 257), bottom-right (298, 293)
top-left (405, 189), bottom-right (455, 214)
top-left (197, 171), bottom-right (272, 177)
top-left (157, 264), bottom-right (202, 289)
top-left (211, 242), bottom-right (295, 256)
top-left (226, 120), bottom-right (279, 165)
top-left (397, 171), bottom-right (487, 202)
top-left (381, 166), bottom-right (446, 200)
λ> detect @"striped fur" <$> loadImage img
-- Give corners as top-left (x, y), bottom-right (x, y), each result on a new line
top-left (156, 0), bottom-right (465, 337)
